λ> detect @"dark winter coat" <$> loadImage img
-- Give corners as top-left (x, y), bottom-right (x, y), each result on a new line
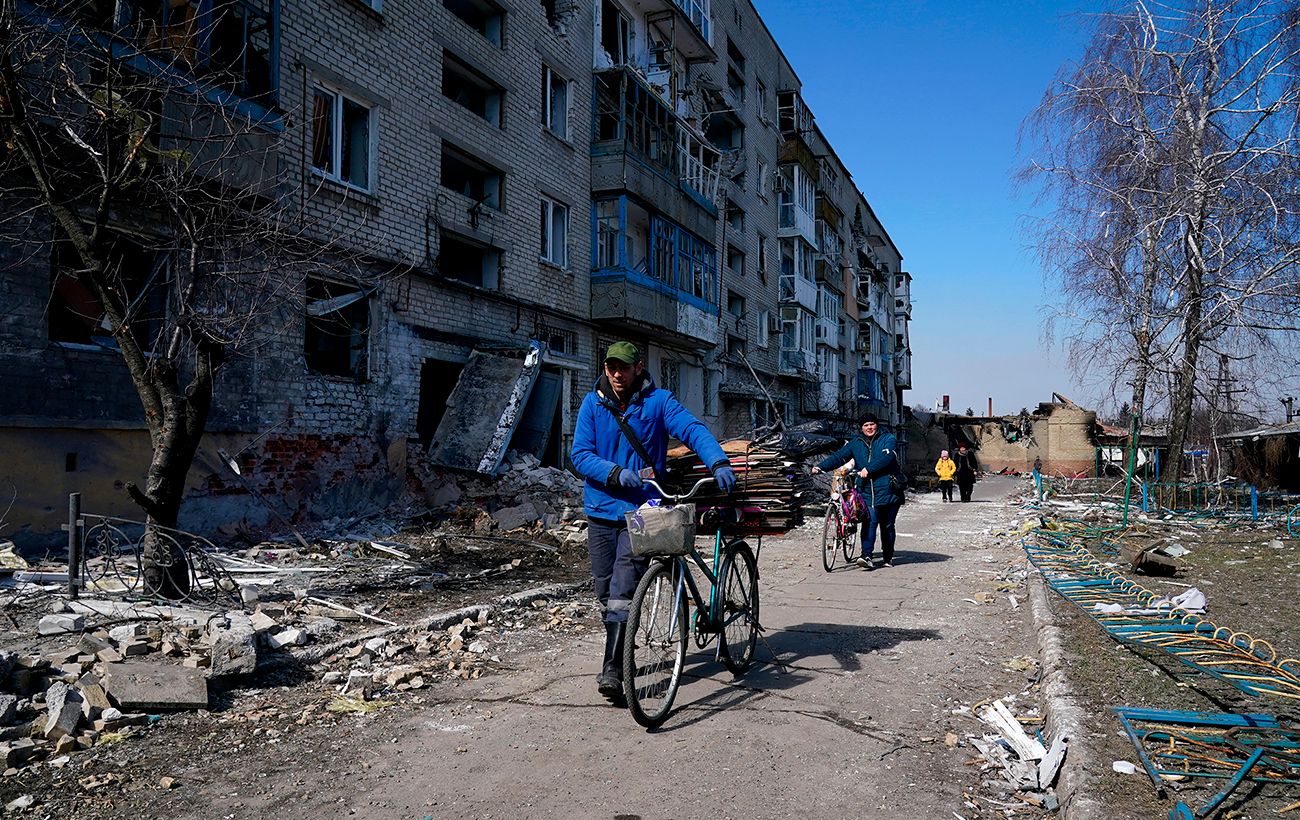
top-left (570, 373), bottom-right (728, 521)
top-left (817, 431), bottom-right (902, 507)
top-left (954, 450), bottom-right (980, 484)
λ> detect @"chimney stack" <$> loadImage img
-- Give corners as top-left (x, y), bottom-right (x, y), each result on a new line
top-left (988, 397), bottom-right (993, 417)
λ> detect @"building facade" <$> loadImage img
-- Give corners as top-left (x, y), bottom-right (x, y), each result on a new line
top-left (0, 0), bottom-right (912, 543)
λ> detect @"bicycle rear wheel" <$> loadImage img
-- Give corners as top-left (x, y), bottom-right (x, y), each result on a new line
top-left (719, 542), bottom-right (759, 675)
top-left (821, 503), bottom-right (841, 572)
top-left (623, 560), bottom-right (687, 728)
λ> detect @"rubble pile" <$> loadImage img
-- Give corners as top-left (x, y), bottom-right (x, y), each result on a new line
top-left (417, 451), bottom-right (584, 537)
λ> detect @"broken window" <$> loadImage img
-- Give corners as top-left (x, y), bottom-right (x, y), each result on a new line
top-left (542, 65), bottom-right (569, 139)
top-left (439, 231), bottom-right (501, 289)
top-left (757, 232), bottom-right (768, 281)
top-left (442, 52), bottom-right (504, 127)
top-left (757, 309), bottom-right (771, 348)
top-left (756, 79), bottom-right (768, 122)
top-left (539, 196), bottom-right (569, 268)
top-left (727, 66), bottom-right (745, 102)
top-left (117, 0), bottom-right (277, 102)
top-left (707, 112), bottom-right (744, 151)
top-left (440, 142), bottom-right (503, 210)
top-left (727, 290), bottom-right (744, 318)
top-left (725, 199), bottom-right (744, 232)
top-left (600, 0), bottom-right (632, 65)
top-left (756, 157), bottom-right (769, 200)
top-left (48, 233), bottom-right (169, 350)
top-left (443, 0), bottom-right (504, 46)
top-left (650, 215), bottom-right (717, 303)
top-left (594, 69), bottom-right (675, 170)
top-left (417, 359), bottom-right (464, 447)
top-left (727, 245), bottom-right (745, 279)
top-left (310, 83), bottom-right (373, 190)
top-left (727, 334), bottom-right (746, 358)
top-left (305, 278), bottom-right (370, 379)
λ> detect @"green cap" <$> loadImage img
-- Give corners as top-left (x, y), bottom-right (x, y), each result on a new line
top-left (604, 341), bottom-right (640, 364)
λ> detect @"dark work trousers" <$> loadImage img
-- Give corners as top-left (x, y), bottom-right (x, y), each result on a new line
top-left (859, 503), bottom-right (900, 562)
top-left (957, 479), bottom-right (975, 502)
top-left (587, 517), bottom-right (648, 624)
top-left (939, 480), bottom-right (954, 501)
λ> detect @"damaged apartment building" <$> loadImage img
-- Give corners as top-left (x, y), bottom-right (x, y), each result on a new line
top-left (0, 0), bottom-right (912, 543)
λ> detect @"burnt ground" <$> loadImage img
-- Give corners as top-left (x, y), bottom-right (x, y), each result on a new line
top-left (1037, 504), bottom-right (1300, 819)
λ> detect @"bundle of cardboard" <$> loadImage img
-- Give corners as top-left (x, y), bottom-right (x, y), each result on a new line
top-left (664, 439), bottom-right (810, 534)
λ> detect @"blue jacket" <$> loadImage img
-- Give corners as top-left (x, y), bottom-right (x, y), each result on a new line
top-left (571, 374), bottom-right (729, 521)
top-left (817, 431), bottom-right (902, 507)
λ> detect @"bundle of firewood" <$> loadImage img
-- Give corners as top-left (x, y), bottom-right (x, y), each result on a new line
top-left (664, 439), bottom-right (811, 534)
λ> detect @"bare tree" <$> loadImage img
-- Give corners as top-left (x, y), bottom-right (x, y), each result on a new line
top-left (1025, 0), bottom-right (1300, 483)
top-left (0, 1), bottom-right (381, 595)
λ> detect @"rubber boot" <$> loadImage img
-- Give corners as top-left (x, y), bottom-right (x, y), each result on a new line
top-left (596, 621), bottom-right (626, 699)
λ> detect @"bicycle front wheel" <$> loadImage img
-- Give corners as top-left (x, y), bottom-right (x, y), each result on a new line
top-left (623, 560), bottom-right (687, 728)
top-left (822, 503), bottom-right (841, 572)
top-left (842, 519), bottom-right (857, 563)
top-left (719, 542), bottom-right (759, 675)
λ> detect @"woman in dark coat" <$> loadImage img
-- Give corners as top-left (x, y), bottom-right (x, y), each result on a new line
top-left (953, 443), bottom-right (980, 502)
top-left (812, 413), bottom-right (902, 569)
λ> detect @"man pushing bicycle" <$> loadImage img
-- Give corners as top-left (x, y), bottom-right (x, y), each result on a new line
top-left (570, 341), bottom-right (736, 702)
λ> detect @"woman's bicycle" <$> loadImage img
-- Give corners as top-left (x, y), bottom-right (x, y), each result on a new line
top-left (821, 469), bottom-right (860, 572)
top-left (622, 477), bottom-right (761, 728)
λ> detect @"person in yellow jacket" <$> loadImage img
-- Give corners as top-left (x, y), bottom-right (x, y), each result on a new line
top-left (935, 450), bottom-right (957, 502)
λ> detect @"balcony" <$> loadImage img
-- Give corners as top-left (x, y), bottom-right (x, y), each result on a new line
top-left (779, 349), bottom-right (817, 380)
top-left (895, 349), bottom-right (912, 390)
top-left (635, 0), bottom-right (714, 61)
top-left (592, 196), bottom-right (719, 347)
top-left (779, 273), bottom-right (817, 312)
top-left (815, 316), bottom-right (839, 348)
top-left (592, 67), bottom-right (718, 236)
top-left (61, 0), bottom-right (279, 111)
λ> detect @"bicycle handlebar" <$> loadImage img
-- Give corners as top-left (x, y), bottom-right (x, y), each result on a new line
top-left (641, 476), bottom-right (714, 504)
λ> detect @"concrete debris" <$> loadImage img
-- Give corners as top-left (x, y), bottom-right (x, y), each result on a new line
top-left (103, 663), bottom-right (209, 710)
top-left (266, 628), bottom-right (307, 649)
top-left (0, 694), bottom-right (16, 725)
top-left (41, 682), bottom-right (83, 740)
top-left (37, 614), bottom-right (85, 635)
top-left (207, 612), bottom-right (259, 677)
top-left (4, 794), bottom-right (36, 812)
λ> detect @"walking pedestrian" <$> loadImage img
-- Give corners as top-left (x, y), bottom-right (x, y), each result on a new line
top-left (570, 341), bottom-right (735, 702)
top-left (812, 413), bottom-right (902, 570)
top-left (935, 449), bottom-right (956, 502)
top-left (954, 442), bottom-right (980, 502)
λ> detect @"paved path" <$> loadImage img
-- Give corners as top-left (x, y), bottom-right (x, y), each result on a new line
top-left (321, 477), bottom-right (1043, 819)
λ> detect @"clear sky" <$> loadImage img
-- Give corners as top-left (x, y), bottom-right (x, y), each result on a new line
top-left (752, 0), bottom-right (1104, 416)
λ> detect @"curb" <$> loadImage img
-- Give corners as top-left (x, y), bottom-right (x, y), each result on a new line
top-left (293, 579), bottom-right (591, 665)
top-left (1028, 568), bottom-right (1107, 819)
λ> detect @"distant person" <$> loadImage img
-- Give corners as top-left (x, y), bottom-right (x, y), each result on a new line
top-left (954, 443), bottom-right (980, 502)
top-left (812, 413), bottom-right (902, 569)
top-left (1033, 456), bottom-right (1043, 475)
top-left (935, 450), bottom-right (956, 502)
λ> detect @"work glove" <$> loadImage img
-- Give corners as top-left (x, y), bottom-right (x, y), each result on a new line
top-left (616, 468), bottom-right (643, 488)
top-left (713, 465), bottom-right (736, 494)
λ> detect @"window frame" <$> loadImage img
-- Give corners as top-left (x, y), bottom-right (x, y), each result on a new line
top-left (542, 64), bottom-right (570, 139)
top-left (539, 195), bottom-right (570, 269)
top-left (309, 81), bottom-right (375, 193)
top-left (304, 277), bottom-right (373, 380)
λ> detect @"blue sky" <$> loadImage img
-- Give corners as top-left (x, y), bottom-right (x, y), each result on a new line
top-left (752, 0), bottom-right (1104, 415)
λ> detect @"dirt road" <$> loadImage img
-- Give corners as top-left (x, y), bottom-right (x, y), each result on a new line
top-left (40, 477), bottom-right (1046, 819)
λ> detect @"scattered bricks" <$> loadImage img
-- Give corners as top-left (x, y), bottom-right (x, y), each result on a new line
top-left (8, 669), bottom-right (45, 696)
top-left (75, 675), bottom-right (112, 718)
top-left (181, 656), bottom-right (210, 670)
top-left (103, 664), bottom-right (208, 711)
top-left (490, 502), bottom-right (539, 532)
top-left (54, 664), bottom-right (82, 683)
top-left (207, 612), bottom-right (258, 677)
top-left (1, 739), bottom-right (40, 768)
top-left (95, 647), bottom-right (123, 664)
top-left (53, 735), bottom-right (79, 754)
top-left (37, 614), bottom-right (85, 636)
top-left (249, 611), bottom-right (278, 633)
top-left (0, 695), bottom-right (16, 725)
top-left (363, 638), bottom-right (388, 657)
top-left (266, 628), bottom-right (307, 650)
top-left (78, 634), bottom-right (112, 656)
top-left (108, 624), bottom-right (145, 645)
top-left (240, 586), bottom-right (260, 606)
top-left (120, 640), bottom-right (151, 658)
top-left (42, 683), bottom-right (83, 740)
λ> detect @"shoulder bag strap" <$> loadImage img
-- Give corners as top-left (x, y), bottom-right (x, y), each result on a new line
top-left (611, 409), bottom-right (657, 478)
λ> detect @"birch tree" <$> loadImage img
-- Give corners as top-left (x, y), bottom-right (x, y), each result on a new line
top-left (1026, 0), bottom-right (1300, 483)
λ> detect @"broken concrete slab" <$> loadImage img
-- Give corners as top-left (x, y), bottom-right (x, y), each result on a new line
top-left (0, 694), bottom-right (16, 725)
top-left (103, 664), bottom-right (209, 711)
top-left (75, 675), bottom-right (112, 717)
top-left (207, 612), bottom-right (258, 677)
top-left (109, 624), bottom-right (146, 645)
top-left (1, 739), bottom-right (40, 769)
top-left (266, 628), bottom-right (307, 650)
top-left (249, 611), bottom-right (279, 633)
top-left (42, 682), bottom-right (83, 740)
top-left (491, 502), bottom-right (538, 532)
top-left (37, 614), bottom-right (85, 636)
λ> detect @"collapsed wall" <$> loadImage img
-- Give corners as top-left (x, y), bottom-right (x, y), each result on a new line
top-left (902, 404), bottom-right (1099, 478)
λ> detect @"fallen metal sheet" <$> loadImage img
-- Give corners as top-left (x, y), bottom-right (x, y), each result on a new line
top-left (428, 344), bottom-right (542, 474)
